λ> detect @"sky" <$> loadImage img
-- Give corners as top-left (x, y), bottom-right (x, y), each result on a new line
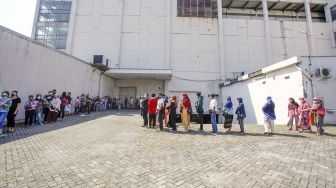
top-left (0, 0), bottom-right (37, 37)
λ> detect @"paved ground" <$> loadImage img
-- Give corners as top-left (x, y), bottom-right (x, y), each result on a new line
top-left (0, 110), bottom-right (335, 188)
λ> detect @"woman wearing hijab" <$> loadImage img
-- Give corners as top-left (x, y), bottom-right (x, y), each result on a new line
top-left (223, 96), bottom-right (234, 133)
top-left (167, 96), bottom-right (177, 131)
top-left (287, 97), bottom-right (299, 131)
top-left (180, 93), bottom-right (192, 132)
top-left (311, 97), bottom-right (326, 135)
top-left (262, 96), bottom-right (276, 135)
top-left (235, 97), bottom-right (246, 135)
top-left (298, 97), bottom-right (311, 133)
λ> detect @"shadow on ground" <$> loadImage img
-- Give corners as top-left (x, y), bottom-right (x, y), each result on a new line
top-left (0, 110), bottom-right (137, 144)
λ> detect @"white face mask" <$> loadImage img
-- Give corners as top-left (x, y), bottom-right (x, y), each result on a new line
top-left (37, 96), bottom-right (41, 99)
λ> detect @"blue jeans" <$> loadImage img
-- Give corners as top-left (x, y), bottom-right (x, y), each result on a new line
top-left (316, 117), bottom-right (324, 134)
top-left (35, 110), bottom-right (43, 125)
top-left (211, 112), bottom-right (217, 133)
top-left (0, 112), bottom-right (8, 130)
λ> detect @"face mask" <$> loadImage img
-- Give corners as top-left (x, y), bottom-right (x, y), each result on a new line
top-left (1, 94), bottom-right (7, 98)
top-left (11, 94), bottom-right (15, 97)
top-left (37, 96), bottom-right (41, 99)
top-left (49, 93), bottom-right (53, 95)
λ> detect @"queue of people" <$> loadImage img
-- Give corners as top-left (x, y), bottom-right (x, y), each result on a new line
top-left (139, 92), bottom-right (327, 136)
top-left (0, 89), bottom-right (327, 136)
top-left (0, 89), bottom-right (143, 136)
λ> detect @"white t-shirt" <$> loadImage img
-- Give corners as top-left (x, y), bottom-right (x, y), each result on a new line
top-left (209, 99), bottom-right (217, 112)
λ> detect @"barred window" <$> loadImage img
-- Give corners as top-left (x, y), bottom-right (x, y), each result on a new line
top-left (177, 0), bottom-right (218, 18)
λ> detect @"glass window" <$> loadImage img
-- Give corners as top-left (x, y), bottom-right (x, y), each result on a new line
top-left (56, 39), bottom-right (67, 49)
top-left (331, 5), bottom-right (336, 21)
top-left (38, 1), bottom-right (71, 22)
top-left (40, 1), bottom-right (50, 10)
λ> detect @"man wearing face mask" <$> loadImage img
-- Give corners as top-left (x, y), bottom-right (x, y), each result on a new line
top-left (6, 90), bottom-right (21, 133)
top-left (43, 91), bottom-right (54, 123)
top-left (0, 91), bottom-right (12, 135)
top-left (35, 94), bottom-right (44, 125)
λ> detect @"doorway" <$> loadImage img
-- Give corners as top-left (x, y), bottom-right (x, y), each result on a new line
top-left (119, 87), bottom-right (137, 109)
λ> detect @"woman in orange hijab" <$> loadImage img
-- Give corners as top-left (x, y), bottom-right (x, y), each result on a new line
top-left (180, 93), bottom-right (192, 132)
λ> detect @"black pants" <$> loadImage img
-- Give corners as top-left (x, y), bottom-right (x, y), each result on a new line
top-left (158, 110), bottom-right (164, 130)
top-left (149, 113), bottom-right (156, 127)
top-left (197, 112), bottom-right (204, 130)
top-left (143, 110), bottom-right (148, 126)
top-left (43, 107), bottom-right (49, 122)
top-left (25, 110), bottom-right (35, 126)
top-left (75, 107), bottom-right (80, 114)
top-left (169, 115), bottom-right (176, 131)
top-left (6, 112), bottom-right (17, 128)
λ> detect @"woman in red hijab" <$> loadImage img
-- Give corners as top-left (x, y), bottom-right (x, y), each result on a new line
top-left (180, 93), bottom-right (192, 132)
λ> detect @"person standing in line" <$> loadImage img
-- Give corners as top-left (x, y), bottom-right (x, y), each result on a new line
top-left (139, 97), bottom-right (144, 117)
top-left (209, 94), bottom-right (218, 133)
top-left (85, 94), bottom-right (92, 115)
top-left (74, 96), bottom-right (80, 114)
top-left (180, 93), bottom-right (192, 132)
top-left (46, 94), bottom-right (61, 123)
top-left (311, 97), bottom-right (326, 135)
top-left (167, 95), bottom-right (177, 131)
top-left (297, 97), bottom-right (312, 133)
top-left (43, 91), bottom-right (54, 123)
top-left (35, 94), bottom-right (44, 125)
top-left (157, 94), bottom-right (165, 131)
top-left (141, 94), bottom-right (149, 127)
top-left (287, 97), bottom-right (299, 131)
top-left (262, 96), bottom-right (276, 135)
top-left (124, 97), bottom-right (128, 109)
top-left (6, 90), bottom-right (21, 133)
top-left (24, 95), bottom-right (37, 127)
top-left (66, 92), bottom-right (72, 115)
top-left (0, 91), bottom-right (12, 135)
top-left (235, 97), bottom-right (246, 135)
top-left (223, 96), bottom-right (234, 134)
top-left (195, 92), bottom-right (204, 131)
top-left (59, 92), bottom-right (68, 120)
top-left (148, 93), bottom-right (158, 128)
top-left (130, 97), bottom-right (134, 109)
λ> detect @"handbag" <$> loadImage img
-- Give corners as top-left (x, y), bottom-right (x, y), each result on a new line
top-left (317, 108), bottom-right (326, 117)
top-left (187, 108), bottom-right (192, 115)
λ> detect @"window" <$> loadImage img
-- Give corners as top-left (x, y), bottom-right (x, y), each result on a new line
top-left (38, 0), bottom-right (72, 22)
top-left (331, 5), bottom-right (336, 21)
top-left (35, 26), bottom-right (68, 49)
top-left (177, 0), bottom-right (217, 18)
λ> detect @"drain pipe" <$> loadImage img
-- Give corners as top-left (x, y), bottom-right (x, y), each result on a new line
top-left (295, 65), bottom-right (315, 98)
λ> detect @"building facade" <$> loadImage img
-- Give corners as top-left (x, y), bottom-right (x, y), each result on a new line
top-left (32, 0), bottom-right (336, 112)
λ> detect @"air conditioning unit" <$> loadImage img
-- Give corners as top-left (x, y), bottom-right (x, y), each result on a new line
top-left (316, 67), bottom-right (332, 78)
top-left (92, 55), bottom-right (109, 69)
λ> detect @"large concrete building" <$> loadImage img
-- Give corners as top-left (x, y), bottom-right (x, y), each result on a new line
top-left (29, 0), bottom-right (336, 123)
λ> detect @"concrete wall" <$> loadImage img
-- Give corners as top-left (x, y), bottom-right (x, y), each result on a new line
top-left (62, 0), bottom-right (336, 102)
top-left (221, 56), bottom-right (336, 125)
top-left (67, 0), bottom-right (336, 73)
top-left (0, 26), bottom-right (115, 120)
top-left (221, 66), bottom-right (305, 125)
top-left (300, 56), bottom-right (336, 124)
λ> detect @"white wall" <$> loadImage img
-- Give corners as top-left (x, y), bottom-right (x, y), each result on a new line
top-left (221, 66), bottom-right (305, 125)
top-left (0, 26), bottom-right (115, 120)
top-left (299, 56), bottom-right (336, 124)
